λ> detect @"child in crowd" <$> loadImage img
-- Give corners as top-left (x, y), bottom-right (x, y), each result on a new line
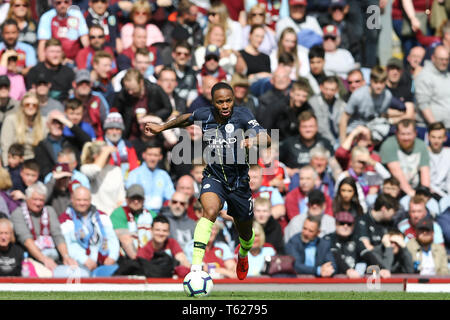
top-left (6, 143), bottom-right (25, 190)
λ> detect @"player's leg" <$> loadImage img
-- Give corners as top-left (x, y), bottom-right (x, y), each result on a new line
top-left (191, 192), bottom-right (222, 271)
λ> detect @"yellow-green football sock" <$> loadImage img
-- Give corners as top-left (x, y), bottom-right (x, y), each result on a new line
top-left (192, 217), bottom-right (214, 266)
top-left (238, 229), bottom-right (255, 257)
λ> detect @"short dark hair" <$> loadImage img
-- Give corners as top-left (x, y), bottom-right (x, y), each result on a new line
top-left (21, 159), bottom-right (40, 173)
top-left (278, 52), bottom-right (295, 66)
top-left (305, 214), bottom-right (321, 230)
top-left (152, 215), bottom-right (170, 227)
top-left (1, 18), bottom-right (19, 33)
top-left (211, 82), bottom-right (233, 100)
top-left (308, 45), bottom-right (325, 60)
top-left (8, 143), bottom-right (25, 157)
top-left (373, 194), bottom-right (398, 211)
top-left (157, 66), bottom-right (177, 80)
top-left (65, 97), bottom-right (83, 111)
top-left (321, 75), bottom-right (339, 86)
top-left (173, 40), bottom-right (191, 53)
top-left (347, 68), bottom-right (364, 79)
top-left (428, 121), bottom-right (446, 133)
top-left (143, 140), bottom-right (163, 153)
top-left (383, 176), bottom-right (400, 187)
top-left (396, 118), bottom-right (416, 131)
top-left (291, 78), bottom-right (311, 94)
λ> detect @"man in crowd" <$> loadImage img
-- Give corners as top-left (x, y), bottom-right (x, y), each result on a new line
top-left (427, 122), bottom-right (450, 199)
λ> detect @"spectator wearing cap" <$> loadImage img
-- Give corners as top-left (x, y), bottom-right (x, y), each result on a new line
top-left (398, 195), bottom-right (445, 245)
top-left (323, 211), bottom-right (363, 278)
top-left (406, 216), bottom-right (449, 275)
top-left (285, 214), bottom-right (337, 277)
top-left (284, 189), bottom-right (336, 244)
top-left (110, 184), bottom-right (157, 260)
top-left (196, 44), bottom-right (231, 88)
top-left (72, 68), bottom-right (110, 139)
top-left (33, 109), bottom-right (92, 180)
top-left (322, 24), bottom-right (357, 81)
top-left (97, 112), bottom-right (139, 182)
top-left (59, 186), bottom-right (120, 277)
top-left (0, 44), bottom-right (26, 101)
top-left (26, 38), bottom-right (75, 102)
top-left (385, 57), bottom-right (416, 124)
top-left (275, 0), bottom-right (323, 40)
top-left (31, 72), bottom-right (64, 117)
top-left (0, 75), bottom-right (19, 129)
top-left (44, 163), bottom-right (73, 216)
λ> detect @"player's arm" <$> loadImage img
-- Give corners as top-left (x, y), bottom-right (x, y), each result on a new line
top-left (242, 131), bottom-right (271, 149)
top-left (144, 113), bottom-right (193, 136)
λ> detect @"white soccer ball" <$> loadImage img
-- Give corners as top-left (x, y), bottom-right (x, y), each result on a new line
top-left (183, 271), bottom-right (214, 297)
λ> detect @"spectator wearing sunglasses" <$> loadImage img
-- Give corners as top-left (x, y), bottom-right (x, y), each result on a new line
top-left (6, 0), bottom-right (38, 47)
top-left (36, 0), bottom-right (89, 65)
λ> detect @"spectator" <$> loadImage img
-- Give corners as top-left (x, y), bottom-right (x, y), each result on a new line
top-left (398, 195), bottom-right (445, 245)
top-left (26, 38), bottom-right (75, 102)
top-left (304, 45), bottom-right (327, 95)
top-left (277, 78), bottom-right (313, 140)
top-left (415, 45), bottom-right (450, 133)
top-left (322, 24), bottom-right (357, 80)
top-left (270, 27), bottom-right (310, 80)
top-left (0, 47), bottom-right (26, 101)
top-left (236, 24), bottom-right (271, 82)
top-left (253, 197), bottom-right (285, 254)
top-left (275, 0), bottom-right (323, 40)
top-left (339, 66), bottom-right (398, 143)
top-left (126, 141), bottom-right (175, 214)
top-left (43, 147), bottom-right (91, 190)
top-left (168, 40), bottom-right (198, 106)
top-left (406, 216), bottom-right (449, 275)
top-left (379, 119), bottom-right (430, 197)
top-left (10, 159), bottom-right (39, 201)
top-left (62, 97), bottom-right (96, 140)
top-left (136, 215), bottom-right (191, 277)
top-left (90, 50), bottom-right (115, 103)
top-left (188, 74), bottom-right (218, 113)
top-left (255, 65), bottom-right (291, 132)
top-left (6, 143), bottom-right (24, 190)
top-left (59, 186), bottom-right (120, 277)
top-left (0, 75), bottom-right (19, 130)
top-left (120, 0), bottom-right (164, 51)
top-left (10, 182), bottom-right (78, 275)
top-left (324, 210), bottom-right (365, 278)
top-left (371, 228), bottom-right (415, 275)
top-left (99, 112), bottom-right (139, 181)
top-left (156, 66), bottom-right (187, 118)
top-left (75, 24), bottom-right (117, 74)
top-left (0, 218), bottom-right (23, 276)
top-left (249, 164), bottom-right (286, 222)
top-left (33, 110), bottom-right (91, 180)
top-left (427, 122), bottom-right (450, 199)
top-left (309, 75), bottom-right (346, 146)
top-left (345, 68), bottom-right (366, 98)
top-left (194, 23), bottom-right (237, 75)
top-left (111, 68), bottom-right (172, 140)
top-left (6, 0), bottom-right (38, 47)
top-left (44, 163), bottom-right (72, 216)
top-left (285, 165), bottom-right (334, 221)
top-left (284, 189), bottom-right (336, 243)
top-left (229, 72), bottom-right (258, 115)
top-left (72, 69), bottom-right (109, 139)
top-left (36, 0), bottom-right (89, 64)
top-left (0, 18), bottom-right (36, 76)
top-left (405, 45), bottom-right (426, 80)
top-left (206, 1), bottom-right (243, 52)
top-left (160, 191), bottom-right (196, 251)
top-left (385, 57), bottom-right (416, 123)
top-left (84, 0), bottom-right (127, 52)
top-left (246, 221), bottom-right (276, 277)
top-left (184, 219), bottom-right (237, 279)
top-left (195, 44), bottom-right (231, 88)
top-left (0, 167), bottom-right (19, 217)
top-left (80, 141), bottom-right (126, 215)
top-left (257, 142), bottom-right (291, 195)
top-left (242, 3), bottom-right (277, 56)
top-left (1, 92), bottom-right (46, 165)
top-left (285, 215), bottom-right (336, 277)
top-left (110, 184), bottom-right (156, 260)
top-left (333, 177), bottom-right (365, 219)
top-left (175, 175), bottom-right (197, 222)
top-left (279, 110), bottom-right (334, 174)
top-left (382, 177), bottom-right (409, 225)
top-left (31, 73), bottom-right (64, 117)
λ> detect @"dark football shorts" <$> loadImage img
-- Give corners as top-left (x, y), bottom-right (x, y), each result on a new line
top-left (200, 176), bottom-right (254, 221)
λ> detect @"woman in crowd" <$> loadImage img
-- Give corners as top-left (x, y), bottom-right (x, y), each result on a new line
top-left (246, 221), bottom-right (276, 277)
top-left (206, 1), bottom-right (243, 51)
top-left (332, 177), bottom-right (365, 219)
top-left (6, 0), bottom-right (37, 47)
top-left (80, 141), bottom-right (125, 216)
top-left (1, 92), bottom-right (46, 164)
top-left (120, 0), bottom-right (164, 50)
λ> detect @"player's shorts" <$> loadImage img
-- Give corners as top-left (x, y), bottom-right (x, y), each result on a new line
top-left (200, 176), bottom-right (254, 221)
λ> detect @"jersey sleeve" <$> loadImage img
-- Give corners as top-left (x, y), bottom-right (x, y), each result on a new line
top-left (241, 108), bottom-right (264, 134)
top-left (110, 207), bottom-right (129, 230)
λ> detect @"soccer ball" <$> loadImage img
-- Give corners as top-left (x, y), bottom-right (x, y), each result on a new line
top-left (183, 271), bottom-right (214, 297)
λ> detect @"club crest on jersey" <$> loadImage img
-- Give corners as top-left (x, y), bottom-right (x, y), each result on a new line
top-left (68, 17), bottom-right (79, 29)
top-left (225, 123), bottom-right (234, 133)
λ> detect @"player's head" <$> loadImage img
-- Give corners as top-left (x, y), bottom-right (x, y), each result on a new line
top-left (211, 81), bottom-right (234, 119)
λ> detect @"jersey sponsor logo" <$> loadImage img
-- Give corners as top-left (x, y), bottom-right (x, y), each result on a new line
top-left (247, 120), bottom-right (259, 128)
top-left (207, 137), bottom-right (237, 148)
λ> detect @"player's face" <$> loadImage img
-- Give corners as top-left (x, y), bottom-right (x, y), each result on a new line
top-left (213, 88), bottom-right (234, 119)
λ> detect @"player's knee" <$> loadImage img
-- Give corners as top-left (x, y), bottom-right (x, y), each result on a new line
top-left (202, 207), bottom-right (219, 221)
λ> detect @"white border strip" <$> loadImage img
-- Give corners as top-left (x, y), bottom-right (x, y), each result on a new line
top-left (406, 284), bottom-right (450, 293)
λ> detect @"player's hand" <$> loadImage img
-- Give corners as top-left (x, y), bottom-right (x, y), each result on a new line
top-left (240, 137), bottom-right (256, 149)
top-left (144, 122), bottom-right (164, 136)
